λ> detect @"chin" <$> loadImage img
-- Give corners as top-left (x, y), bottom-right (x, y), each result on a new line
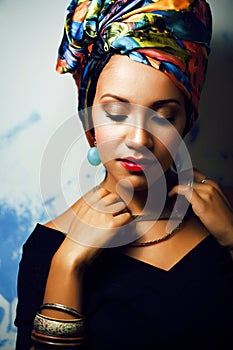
top-left (119, 174), bottom-right (161, 192)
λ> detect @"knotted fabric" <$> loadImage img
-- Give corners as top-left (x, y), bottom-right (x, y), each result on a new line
top-left (56, 0), bottom-right (212, 143)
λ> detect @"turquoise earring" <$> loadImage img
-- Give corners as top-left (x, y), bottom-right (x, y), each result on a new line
top-left (87, 140), bottom-right (101, 166)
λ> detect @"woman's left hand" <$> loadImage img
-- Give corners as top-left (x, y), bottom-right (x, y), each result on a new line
top-left (169, 168), bottom-right (233, 250)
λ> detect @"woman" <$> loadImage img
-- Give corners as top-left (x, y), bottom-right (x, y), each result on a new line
top-left (15, 1), bottom-right (233, 349)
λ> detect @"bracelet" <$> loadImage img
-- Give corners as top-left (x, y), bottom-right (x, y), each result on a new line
top-left (40, 303), bottom-right (84, 319)
top-left (34, 313), bottom-right (85, 337)
top-left (31, 329), bottom-right (85, 348)
top-left (32, 331), bottom-right (85, 342)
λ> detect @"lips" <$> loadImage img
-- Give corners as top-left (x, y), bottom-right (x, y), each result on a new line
top-left (119, 156), bottom-right (153, 172)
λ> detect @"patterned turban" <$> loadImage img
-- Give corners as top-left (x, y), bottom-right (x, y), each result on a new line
top-left (56, 0), bottom-right (212, 143)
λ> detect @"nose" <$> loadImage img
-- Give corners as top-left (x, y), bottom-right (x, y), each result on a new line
top-left (125, 124), bottom-right (153, 150)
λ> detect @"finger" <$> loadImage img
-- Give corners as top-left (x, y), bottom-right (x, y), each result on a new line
top-left (92, 186), bottom-right (112, 201)
top-left (170, 182), bottom-right (222, 205)
top-left (193, 171), bottom-right (232, 208)
top-left (86, 189), bottom-right (127, 214)
top-left (193, 167), bottom-right (206, 179)
top-left (168, 184), bottom-right (192, 197)
top-left (75, 187), bottom-right (111, 219)
top-left (193, 168), bottom-right (217, 187)
top-left (83, 187), bottom-right (114, 211)
top-left (169, 182), bottom-right (233, 222)
top-left (101, 192), bottom-right (121, 205)
top-left (168, 185), bottom-right (194, 207)
top-left (113, 211), bottom-right (132, 226)
top-left (83, 186), bottom-right (109, 206)
top-left (193, 171), bottom-right (210, 185)
top-left (169, 184), bottom-right (209, 218)
top-left (187, 188), bottom-right (212, 217)
top-left (99, 200), bottom-right (127, 215)
top-left (94, 188), bottom-right (127, 211)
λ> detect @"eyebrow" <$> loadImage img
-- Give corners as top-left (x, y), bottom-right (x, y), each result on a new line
top-left (99, 94), bottom-right (181, 108)
top-left (100, 94), bottom-right (130, 103)
top-left (149, 99), bottom-right (181, 109)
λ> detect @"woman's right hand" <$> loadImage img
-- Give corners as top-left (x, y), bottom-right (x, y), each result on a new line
top-left (41, 187), bottom-right (131, 315)
top-left (53, 187), bottom-right (132, 269)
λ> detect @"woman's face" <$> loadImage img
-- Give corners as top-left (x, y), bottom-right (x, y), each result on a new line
top-left (92, 55), bottom-right (187, 191)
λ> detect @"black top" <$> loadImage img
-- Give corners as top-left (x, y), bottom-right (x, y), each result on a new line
top-left (15, 224), bottom-right (233, 350)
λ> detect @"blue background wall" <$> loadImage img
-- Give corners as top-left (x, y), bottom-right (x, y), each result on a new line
top-left (0, 1), bottom-right (232, 348)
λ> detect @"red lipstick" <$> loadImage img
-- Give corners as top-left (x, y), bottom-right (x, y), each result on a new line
top-left (119, 157), bottom-right (152, 172)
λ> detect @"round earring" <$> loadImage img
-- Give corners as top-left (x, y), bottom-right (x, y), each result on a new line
top-left (87, 141), bottom-right (101, 166)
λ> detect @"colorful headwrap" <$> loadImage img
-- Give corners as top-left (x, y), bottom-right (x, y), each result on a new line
top-left (56, 0), bottom-right (212, 142)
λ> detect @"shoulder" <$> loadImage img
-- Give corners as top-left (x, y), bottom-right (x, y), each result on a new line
top-left (22, 223), bottom-right (65, 260)
top-left (23, 189), bottom-right (95, 255)
top-left (44, 189), bottom-right (94, 234)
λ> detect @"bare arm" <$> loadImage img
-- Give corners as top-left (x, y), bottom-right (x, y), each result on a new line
top-left (42, 238), bottom-right (85, 318)
top-left (31, 187), bottom-right (131, 348)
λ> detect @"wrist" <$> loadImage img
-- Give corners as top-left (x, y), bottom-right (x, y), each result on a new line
top-left (224, 225), bottom-right (233, 251)
top-left (214, 221), bottom-right (233, 250)
top-left (52, 246), bottom-right (87, 275)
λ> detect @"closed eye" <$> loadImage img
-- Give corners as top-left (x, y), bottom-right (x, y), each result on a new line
top-left (105, 113), bottom-right (127, 122)
top-left (152, 115), bottom-right (175, 125)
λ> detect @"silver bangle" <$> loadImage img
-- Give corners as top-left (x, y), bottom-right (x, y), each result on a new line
top-left (34, 312), bottom-right (85, 337)
top-left (40, 303), bottom-right (84, 319)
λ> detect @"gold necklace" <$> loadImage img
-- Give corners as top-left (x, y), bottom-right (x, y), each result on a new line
top-left (130, 220), bottom-right (183, 247)
top-left (131, 214), bottom-right (172, 221)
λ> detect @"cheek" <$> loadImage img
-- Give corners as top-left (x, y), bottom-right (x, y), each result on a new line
top-left (151, 130), bottom-right (182, 168)
top-left (152, 125), bottom-right (181, 146)
top-left (153, 142), bottom-right (173, 165)
top-left (95, 125), bottom-right (116, 143)
top-left (95, 126), bottom-right (122, 164)
top-left (95, 122), bottom-right (127, 147)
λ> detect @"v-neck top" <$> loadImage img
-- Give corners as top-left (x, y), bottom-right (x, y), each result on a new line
top-left (15, 224), bottom-right (233, 349)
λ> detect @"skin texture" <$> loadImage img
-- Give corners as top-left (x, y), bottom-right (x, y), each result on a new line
top-left (41, 55), bottom-right (233, 329)
top-left (92, 55), bottom-right (186, 193)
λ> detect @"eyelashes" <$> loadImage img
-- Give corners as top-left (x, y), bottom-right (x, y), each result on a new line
top-left (105, 113), bottom-right (127, 121)
top-left (151, 115), bottom-right (175, 125)
top-left (105, 112), bottom-right (175, 125)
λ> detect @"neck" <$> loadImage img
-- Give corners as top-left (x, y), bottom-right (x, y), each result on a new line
top-left (101, 170), bottom-right (177, 218)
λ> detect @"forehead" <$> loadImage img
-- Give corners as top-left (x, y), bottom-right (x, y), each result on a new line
top-left (94, 55), bottom-right (185, 107)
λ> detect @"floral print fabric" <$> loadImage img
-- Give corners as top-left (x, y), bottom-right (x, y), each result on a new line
top-left (56, 0), bottom-right (212, 134)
